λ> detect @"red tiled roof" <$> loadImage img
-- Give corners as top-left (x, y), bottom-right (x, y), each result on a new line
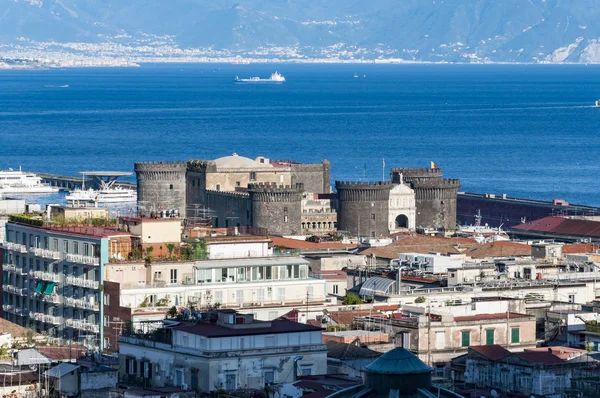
top-left (454, 312), bottom-right (532, 322)
top-left (361, 235), bottom-right (476, 259)
top-left (270, 236), bottom-right (358, 250)
top-left (516, 351), bottom-right (566, 365)
top-left (469, 345), bottom-right (511, 361)
top-left (467, 241), bottom-right (531, 259)
top-left (374, 304), bottom-right (399, 312)
top-left (36, 345), bottom-right (87, 361)
top-left (524, 346), bottom-right (586, 360)
top-left (562, 243), bottom-right (600, 254)
top-left (512, 216), bottom-right (600, 238)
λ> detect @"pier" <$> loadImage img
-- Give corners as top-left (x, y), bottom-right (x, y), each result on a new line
top-left (38, 172), bottom-right (136, 191)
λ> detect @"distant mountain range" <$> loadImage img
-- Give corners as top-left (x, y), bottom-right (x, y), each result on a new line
top-left (3, 0), bottom-right (600, 63)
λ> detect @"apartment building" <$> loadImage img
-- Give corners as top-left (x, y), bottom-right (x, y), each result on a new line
top-left (2, 217), bottom-right (132, 350)
top-left (118, 310), bottom-right (327, 392)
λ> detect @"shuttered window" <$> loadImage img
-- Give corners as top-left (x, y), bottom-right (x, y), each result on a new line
top-left (461, 331), bottom-right (470, 347)
top-left (486, 329), bottom-right (494, 345)
top-left (511, 327), bottom-right (520, 343)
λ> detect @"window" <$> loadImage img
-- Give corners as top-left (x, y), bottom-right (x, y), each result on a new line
top-left (569, 295), bottom-right (575, 303)
top-left (73, 241), bottom-right (79, 254)
top-left (175, 368), bottom-right (184, 387)
top-left (371, 213), bottom-right (375, 220)
top-left (236, 181), bottom-right (241, 187)
top-left (284, 215), bottom-right (288, 223)
top-left (216, 184), bottom-right (220, 191)
top-left (236, 290), bottom-right (244, 304)
top-left (486, 329), bottom-right (494, 345)
top-left (461, 331), bottom-right (470, 347)
top-left (225, 373), bottom-right (236, 390)
top-left (435, 331), bottom-right (445, 349)
top-left (63, 240), bottom-right (69, 253)
top-left (511, 327), bottom-right (520, 344)
top-left (299, 366), bottom-right (312, 376)
top-left (53, 239), bottom-right (59, 251)
top-left (104, 294), bottom-right (110, 306)
top-left (43, 237), bottom-right (48, 249)
top-left (169, 184), bottom-right (174, 190)
top-left (104, 316), bottom-right (109, 327)
top-left (250, 172), bottom-right (256, 181)
top-left (278, 287), bottom-right (285, 302)
top-left (104, 337), bottom-right (110, 349)
top-left (83, 243), bottom-right (90, 256)
top-left (126, 358), bottom-right (137, 375)
top-left (170, 269), bottom-right (178, 284)
top-left (333, 285), bottom-right (339, 295)
top-left (264, 369), bottom-right (275, 384)
top-left (143, 362), bottom-right (152, 379)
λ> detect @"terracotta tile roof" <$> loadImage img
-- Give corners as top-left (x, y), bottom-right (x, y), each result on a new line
top-left (469, 345), bottom-right (511, 361)
top-left (453, 312), bottom-right (532, 322)
top-left (524, 346), bottom-right (587, 360)
top-left (466, 241), bottom-right (531, 259)
top-left (326, 310), bottom-right (383, 326)
top-left (36, 345), bottom-right (87, 361)
top-left (326, 340), bottom-right (382, 360)
top-left (361, 235), bottom-right (476, 259)
top-left (516, 351), bottom-right (566, 365)
top-left (374, 304), bottom-right (399, 312)
top-left (562, 243), bottom-right (600, 254)
top-left (512, 216), bottom-right (600, 238)
top-left (270, 236), bottom-right (358, 250)
top-left (0, 318), bottom-right (33, 338)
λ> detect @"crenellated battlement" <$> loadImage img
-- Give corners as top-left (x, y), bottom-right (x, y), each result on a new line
top-left (247, 182), bottom-right (305, 192)
top-left (335, 181), bottom-right (394, 189)
top-left (134, 161), bottom-right (188, 172)
top-left (187, 159), bottom-right (217, 173)
top-left (391, 167), bottom-right (443, 175)
top-left (411, 179), bottom-right (461, 189)
top-left (205, 189), bottom-right (250, 199)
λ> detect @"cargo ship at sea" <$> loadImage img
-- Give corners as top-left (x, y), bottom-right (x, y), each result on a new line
top-left (234, 72), bottom-right (285, 84)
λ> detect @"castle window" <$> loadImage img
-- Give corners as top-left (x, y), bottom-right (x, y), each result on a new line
top-left (284, 207), bottom-right (288, 213)
top-left (192, 180), bottom-right (195, 187)
top-left (250, 172), bottom-right (256, 181)
top-left (169, 184), bottom-right (173, 190)
top-left (216, 184), bottom-right (221, 191)
top-left (236, 181), bottom-right (241, 187)
top-left (284, 215), bottom-right (288, 223)
top-left (371, 213), bottom-right (375, 220)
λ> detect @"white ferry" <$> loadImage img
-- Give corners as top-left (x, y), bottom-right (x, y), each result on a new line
top-left (0, 168), bottom-right (59, 194)
top-left (66, 185), bottom-right (137, 205)
top-left (595, 99), bottom-right (600, 107)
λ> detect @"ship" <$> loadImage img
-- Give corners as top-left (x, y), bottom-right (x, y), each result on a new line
top-left (66, 175), bottom-right (136, 205)
top-left (234, 71), bottom-right (285, 84)
top-left (595, 99), bottom-right (600, 107)
top-left (0, 168), bottom-right (59, 195)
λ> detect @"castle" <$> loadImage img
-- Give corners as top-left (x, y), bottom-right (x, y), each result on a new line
top-left (134, 154), bottom-right (460, 236)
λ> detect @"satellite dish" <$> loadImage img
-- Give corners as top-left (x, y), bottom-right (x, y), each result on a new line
top-left (29, 364), bottom-right (38, 372)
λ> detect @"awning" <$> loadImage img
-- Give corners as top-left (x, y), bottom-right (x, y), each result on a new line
top-left (35, 281), bottom-right (44, 294)
top-left (43, 282), bottom-right (56, 295)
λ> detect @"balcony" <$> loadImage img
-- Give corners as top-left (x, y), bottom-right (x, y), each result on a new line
top-left (32, 271), bottom-right (62, 282)
top-left (32, 248), bottom-right (61, 260)
top-left (64, 297), bottom-right (99, 311)
top-left (66, 319), bottom-right (100, 333)
top-left (4, 242), bottom-right (28, 253)
top-left (29, 312), bottom-right (61, 325)
top-left (65, 276), bottom-right (99, 289)
top-left (41, 294), bottom-right (60, 304)
top-left (14, 267), bottom-right (28, 276)
top-left (4, 285), bottom-right (26, 296)
top-left (3, 264), bottom-right (16, 273)
top-left (66, 253), bottom-right (100, 266)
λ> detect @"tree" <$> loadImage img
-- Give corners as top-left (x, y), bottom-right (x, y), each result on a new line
top-left (166, 306), bottom-right (178, 319)
top-left (342, 293), bottom-right (363, 305)
top-left (415, 296), bottom-right (426, 304)
top-left (166, 243), bottom-right (175, 258)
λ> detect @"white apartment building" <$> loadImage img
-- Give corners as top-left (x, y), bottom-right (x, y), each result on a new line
top-left (119, 310), bottom-right (327, 392)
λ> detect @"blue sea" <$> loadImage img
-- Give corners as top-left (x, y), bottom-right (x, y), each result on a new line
top-left (1, 63), bottom-right (599, 206)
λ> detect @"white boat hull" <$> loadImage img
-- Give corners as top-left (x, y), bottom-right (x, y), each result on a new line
top-left (0, 186), bottom-right (59, 194)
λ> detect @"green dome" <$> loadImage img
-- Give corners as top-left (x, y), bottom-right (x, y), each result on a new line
top-left (364, 347), bottom-right (432, 375)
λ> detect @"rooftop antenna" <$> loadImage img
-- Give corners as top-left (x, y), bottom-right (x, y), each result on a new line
top-left (382, 158), bottom-right (385, 181)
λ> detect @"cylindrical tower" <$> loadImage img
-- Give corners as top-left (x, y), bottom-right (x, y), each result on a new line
top-left (390, 167), bottom-right (443, 185)
top-left (134, 161), bottom-right (187, 217)
top-left (248, 183), bottom-right (303, 236)
top-left (335, 181), bottom-right (394, 237)
top-left (412, 179), bottom-right (461, 231)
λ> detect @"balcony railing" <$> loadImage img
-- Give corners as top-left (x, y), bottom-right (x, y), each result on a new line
top-left (65, 319), bottom-right (100, 333)
top-left (29, 312), bottom-right (61, 325)
top-left (32, 248), bottom-right (61, 260)
top-left (4, 285), bottom-right (27, 296)
top-left (32, 271), bottom-right (61, 282)
top-left (65, 276), bottom-right (99, 289)
top-left (4, 242), bottom-right (28, 253)
top-left (66, 253), bottom-right (100, 266)
top-left (64, 297), bottom-right (99, 311)
top-left (3, 264), bottom-right (16, 273)
top-left (2, 304), bottom-right (22, 315)
top-left (41, 294), bottom-right (60, 304)
top-left (14, 267), bottom-right (27, 275)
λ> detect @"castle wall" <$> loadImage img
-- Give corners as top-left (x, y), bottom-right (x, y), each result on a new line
top-left (335, 181), bottom-right (393, 237)
top-left (290, 161), bottom-right (331, 194)
top-left (135, 161), bottom-right (187, 217)
top-left (249, 184), bottom-right (303, 236)
top-left (413, 180), bottom-right (460, 231)
top-left (391, 168), bottom-right (443, 185)
top-left (205, 190), bottom-right (252, 228)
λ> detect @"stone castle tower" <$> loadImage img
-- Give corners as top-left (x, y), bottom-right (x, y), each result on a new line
top-left (391, 168), bottom-right (460, 231)
top-left (248, 183), bottom-right (304, 236)
top-left (134, 161), bottom-right (187, 217)
top-left (335, 181), bottom-right (394, 237)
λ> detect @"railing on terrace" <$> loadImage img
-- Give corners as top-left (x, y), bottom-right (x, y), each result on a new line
top-left (3, 264), bottom-right (16, 273)
top-left (32, 248), bottom-right (61, 260)
top-left (32, 271), bottom-right (61, 282)
top-left (29, 312), bottom-right (61, 325)
top-left (401, 286), bottom-right (472, 296)
top-left (41, 294), bottom-right (60, 304)
top-left (64, 297), bottom-right (99, 311)
top-left (586, 323), bottom-right (600, 333)
top-left (65, 276), bottom-right (99, 289)
top-left (66, 253), bottom-right (100, 266)
top-left (65, 319), bottom-right (100, 333)
top-left (3, 242), bottom-right (28, 253)
top-left (4, 286), bottom-right (27, 296)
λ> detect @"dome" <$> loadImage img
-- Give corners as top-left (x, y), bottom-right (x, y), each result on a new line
top-left (364, 347), bottom-right (432, 375)
top-left (213, 153), bottom-right (273, 169)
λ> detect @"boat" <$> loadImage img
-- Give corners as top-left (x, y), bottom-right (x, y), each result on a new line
top-left (234, 72), bottom-right (285, 84)
top-left (0, 168), bottom-right (59, 194)
top-left (66, 176), bottom-right (136, 205)
top-left (595, 100), bottom-right (600, 107)
top-left (455, 210), bottom-right (510, 244)
top-left (353, 73), bottom-right (359, 78)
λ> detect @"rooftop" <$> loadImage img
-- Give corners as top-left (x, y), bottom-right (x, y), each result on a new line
top-left (213, 153), bottom-right (274, 169)
top-left (326, 340), bottom-right (382, 360)
top-left (191, 256), bottom-right (309, 269)
top-left (453, 312), bottom-right (533, 322)
top-left (364, 347), bottom-right (432, 375)
top-left (270, 236), bottom-right (358, 250)
top-left (469, 345), bottom-right (588, 365)
top-left (361, 235), bottom-right (477, 259)
top-left (466, 241), bottom-right (531, 259)
top-left (173, 318), bottom-right (322, 338)
top-left (512, 216), bottom-right (600, 239)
